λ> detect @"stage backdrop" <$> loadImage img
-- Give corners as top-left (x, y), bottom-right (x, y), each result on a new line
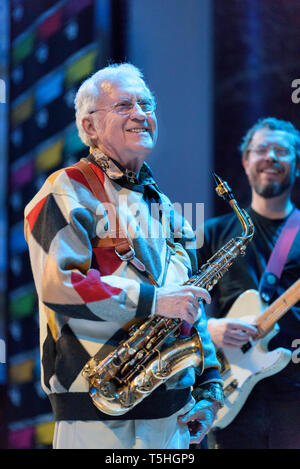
top-left (6, 0), bottom-right (214, 449)
top-left (6, 0), bottom-right (121, 449)
top-left (5, 0), bottom-right (300, 450)
top-left (213, 0), bottom-right (300, 216)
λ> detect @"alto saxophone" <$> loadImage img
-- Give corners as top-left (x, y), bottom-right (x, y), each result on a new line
top-left (82, 174), bottom-right (254, 416)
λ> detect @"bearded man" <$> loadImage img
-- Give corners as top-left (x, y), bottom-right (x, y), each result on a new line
top-left (198, 117), bottom-right (300, 449)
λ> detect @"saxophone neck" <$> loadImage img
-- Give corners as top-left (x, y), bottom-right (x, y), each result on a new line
top-left (229, 198), bottom-right (254, 244)
top-left (213, 173), bottom-right (254, 244)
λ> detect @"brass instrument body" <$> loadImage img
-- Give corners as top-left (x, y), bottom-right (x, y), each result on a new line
top-left (82, 174), bottom-right (254, 416)
top-left (83, 317), bottom-right (203, 416)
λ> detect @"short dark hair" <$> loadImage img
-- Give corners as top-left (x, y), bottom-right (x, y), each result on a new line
top-left (239, 117), bottom-right (300, 163)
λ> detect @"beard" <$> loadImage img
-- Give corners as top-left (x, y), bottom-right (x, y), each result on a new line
top-left (247, 162), bottom-right (295, 199)
top-left (252, 177), bottom-right (291, 198)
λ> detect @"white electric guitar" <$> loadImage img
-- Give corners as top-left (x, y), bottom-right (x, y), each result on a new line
top-left (213, 278), bottom-right (300, 430)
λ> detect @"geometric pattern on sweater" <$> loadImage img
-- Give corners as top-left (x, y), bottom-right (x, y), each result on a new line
top-left (30, 193), bottom-right (68, 253)
top-left (25, 156), bottom-right (222, 420)
top-left (44, 302), bottom-right (104, 321)
top-left (42, 317), bottom-right (129, 393)
top-left (55, 324), bottom-right (91, 391)
top-left (42, 324), bottom-right (57, 390)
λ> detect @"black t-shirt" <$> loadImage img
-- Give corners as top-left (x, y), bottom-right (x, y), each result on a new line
top-left (197, 206), bottom-right (300, 391)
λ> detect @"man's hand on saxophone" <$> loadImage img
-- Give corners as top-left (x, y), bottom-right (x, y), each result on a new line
top-left (178, 397), bottom-right (220, 445)
top-left (155, 285), bottom-right (211, 324)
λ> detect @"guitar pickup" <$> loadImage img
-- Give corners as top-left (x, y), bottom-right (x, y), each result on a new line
top-left (241, 341), bottom-right (252, 354)
top-left (224, 379), bottom-right (238, 396)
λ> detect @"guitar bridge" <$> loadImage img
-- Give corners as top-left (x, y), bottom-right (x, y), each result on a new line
top-left (224, 379), bottom-right (238, 396)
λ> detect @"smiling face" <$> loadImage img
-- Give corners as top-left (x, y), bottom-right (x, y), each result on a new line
top-left (81, 75), bottom-right (158, 172)
top-left (242, 128), bottom-right (298, 199)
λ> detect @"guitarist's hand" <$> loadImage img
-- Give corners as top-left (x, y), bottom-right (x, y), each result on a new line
top-left (207, 317), bottom-right (258, 348)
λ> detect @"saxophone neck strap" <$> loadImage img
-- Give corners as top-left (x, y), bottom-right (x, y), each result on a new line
top-left (259, 208), bottom-right (300, 302)
top-left (73, 158), bottom-right (159, 286)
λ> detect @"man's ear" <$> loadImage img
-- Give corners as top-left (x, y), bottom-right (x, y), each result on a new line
top-left (242, 157), bottom-right (250, 176)
top-left (81, 116), bottom-right (98, 141)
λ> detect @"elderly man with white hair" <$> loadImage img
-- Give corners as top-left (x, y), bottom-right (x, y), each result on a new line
top-left (24, 63), bottom-right (223, 449)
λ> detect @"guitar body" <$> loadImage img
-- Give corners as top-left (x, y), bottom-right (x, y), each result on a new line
top-left (213, 289), bottom-right (292, 430)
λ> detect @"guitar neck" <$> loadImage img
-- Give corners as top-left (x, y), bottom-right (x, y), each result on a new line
top-left (256, 279), bottom-right (300, 337)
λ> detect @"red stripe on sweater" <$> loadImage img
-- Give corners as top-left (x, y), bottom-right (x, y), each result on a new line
top-left (71, 270), bottom-right (122, 302)
top-left (26, 196), bottom-right (48, 232)
top-left (92, 247), bottom-right (122, 276)
top-left (65, 167), bottom-right (92, 191)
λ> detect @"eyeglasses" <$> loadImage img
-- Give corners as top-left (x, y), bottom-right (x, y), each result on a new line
top-left (248, 144), bottom-right (295, 159)
top-left (89, 99), bottom-right (156, 116)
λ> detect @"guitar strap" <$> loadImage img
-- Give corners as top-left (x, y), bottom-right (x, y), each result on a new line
top-left (259, 207), bottom-right (300, 303)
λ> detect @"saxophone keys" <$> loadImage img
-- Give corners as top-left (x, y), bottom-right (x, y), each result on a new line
top-left (111, 352), bottom-right (123, 366)
top-left (82, 358), bottom-right (98, 379)
top-left (89, 387), bottom-right (97, 397)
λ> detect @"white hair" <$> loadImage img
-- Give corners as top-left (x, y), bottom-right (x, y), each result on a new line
top-left (74, 63), bottom-right (150, 147)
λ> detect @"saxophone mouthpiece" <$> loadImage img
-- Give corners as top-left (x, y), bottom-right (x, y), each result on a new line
top-left (212, 172), bottom-right (234, 201)
top-left (212, 172), bottom-right (222, 185)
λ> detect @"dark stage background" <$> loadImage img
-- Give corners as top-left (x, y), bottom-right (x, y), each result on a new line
top-left (213, 0), bottom-right (300, 214)
top-left (0, 0), bottom-right (299, 449)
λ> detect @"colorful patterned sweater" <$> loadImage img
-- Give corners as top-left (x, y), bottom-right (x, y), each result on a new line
top-left (24, 150), bottom-right (222, 421)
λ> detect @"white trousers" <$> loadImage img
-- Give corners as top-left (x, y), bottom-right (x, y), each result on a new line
top-left (53, 398), bottom-right (194, 449)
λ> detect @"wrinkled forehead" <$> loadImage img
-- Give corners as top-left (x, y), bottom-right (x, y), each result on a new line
top-left (97, 76), bottom-right (153, 103)
top-left (251, 128), bottom-right (295, 148)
